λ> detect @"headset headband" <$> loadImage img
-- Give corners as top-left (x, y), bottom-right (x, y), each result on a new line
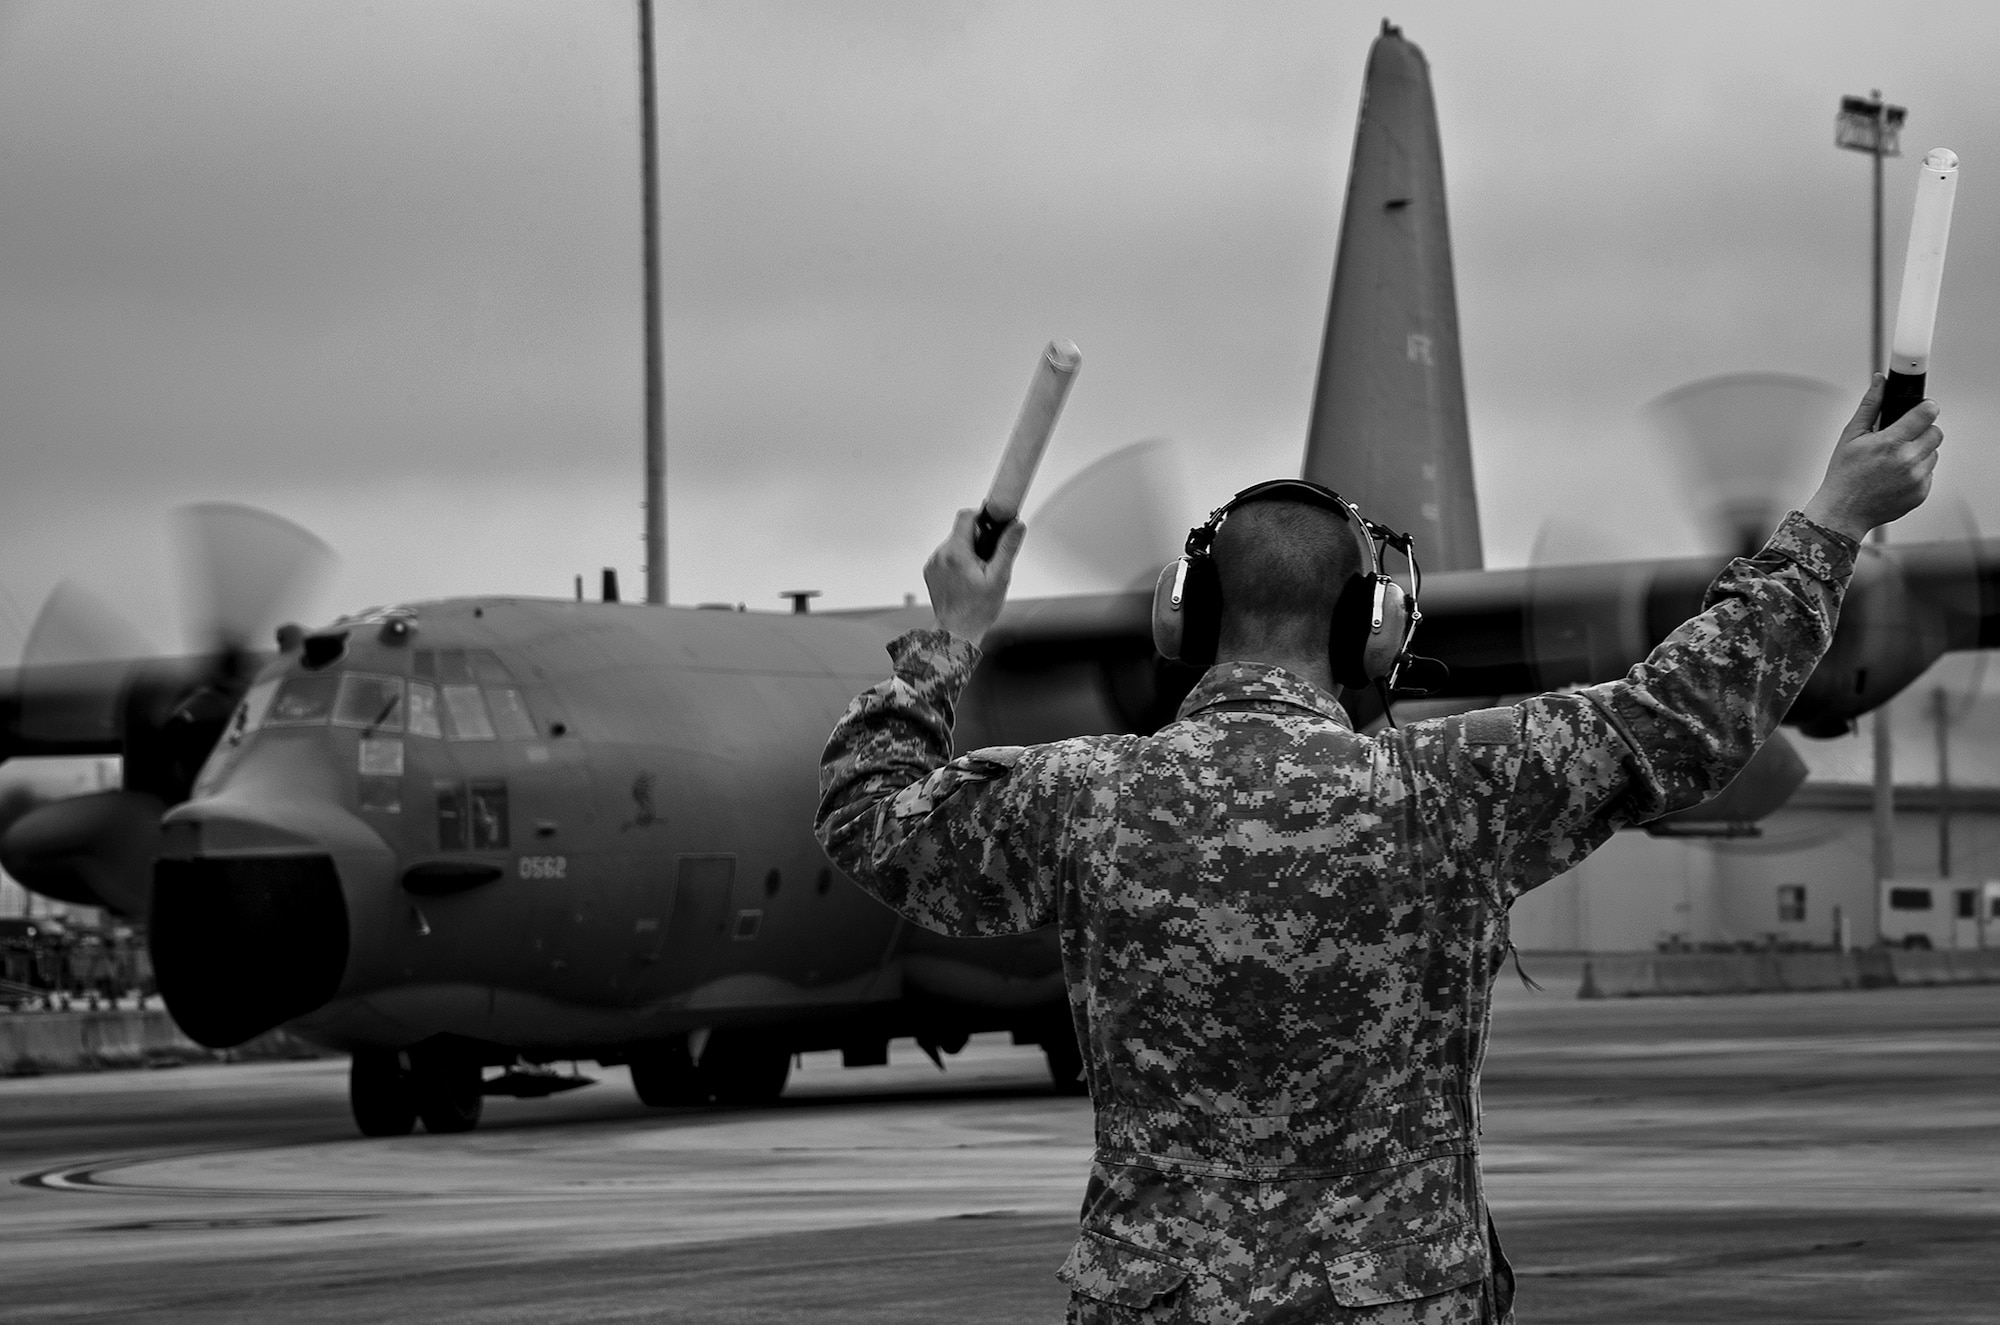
top-left (1186, 479), bottom-right (1381, 577)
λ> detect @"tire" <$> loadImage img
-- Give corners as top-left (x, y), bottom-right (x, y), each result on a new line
top-left (411, 1045), bottom-right (484, 1134)
top-left (350, 1049), bottom-right (416, 1137)
top-left (1043, 1029), bottom-right (1088, 1097)
top-left (701, 1033), bottom-right (790, 1106)
top-left (630, 1042), bottom-right (707, 1107)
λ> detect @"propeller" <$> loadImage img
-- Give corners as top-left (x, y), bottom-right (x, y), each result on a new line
top-left (1641, 373), bottom-right (1848, 558)
top-left (1023, 439), bottom-right (1191, 593)
top-left (174, 502), bottom-right (335, 660)
top-left (2, 504), bottom-right (335, 917)
top-left (1519, 374), bottom-right (1855, 833)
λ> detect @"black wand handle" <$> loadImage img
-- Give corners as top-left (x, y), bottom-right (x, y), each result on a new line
top-left (1877, 370), bottom-right (1927, 429)
top-left (971, 507), bottom-right (1011, 562)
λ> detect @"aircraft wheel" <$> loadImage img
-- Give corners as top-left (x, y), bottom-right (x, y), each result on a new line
top-left (630, 1042), bottom-right (706, 1107)
top-left (1043, 1029), bottom-right (1088, 1097)
top-left (411, 1046), bottom-right (484, 1134)
top-left (349, 1048), bottom-right (416, 1137)
top-left (701, 1033), bottom-right (790, 1106)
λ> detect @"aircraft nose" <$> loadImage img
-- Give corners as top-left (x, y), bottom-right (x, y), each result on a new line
top-left (150, 813), bottom-right (351, 1048)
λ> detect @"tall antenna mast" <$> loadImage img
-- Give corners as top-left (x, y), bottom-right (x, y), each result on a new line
top-left (638, 0), bottom-right (667, 605)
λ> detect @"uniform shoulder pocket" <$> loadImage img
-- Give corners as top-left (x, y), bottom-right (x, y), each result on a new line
top-left (1458, 707), bottom-right (1518, 746)
top-left (1326, 1218), bottom-right (1488, 1308)
top-left (961, 744), bottom-right (1025, 770)
top-left (1057, 1229), bottom-right (1192, 1309)
top-left (888, 746), bottom-right (1027, 820)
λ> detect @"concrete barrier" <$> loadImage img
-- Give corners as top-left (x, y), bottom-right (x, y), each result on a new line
top-left (1885, 948), bottom-right (2000, 986)
top-left (0, 1009), bottom-right (326, 1076)
top-left (1578, 948), bottom-right (1967, 999)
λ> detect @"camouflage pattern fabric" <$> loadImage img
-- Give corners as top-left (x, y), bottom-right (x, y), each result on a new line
top-left (817, 512), bottom-right (1855, 1323)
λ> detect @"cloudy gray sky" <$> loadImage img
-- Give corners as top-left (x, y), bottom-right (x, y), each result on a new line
top-left (4, 0), bottom-right (1999, 657)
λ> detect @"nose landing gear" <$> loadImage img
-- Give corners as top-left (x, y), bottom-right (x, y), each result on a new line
top-left (628, 1031), bottom-right (791, 1108)
top-left (349, 1043), bottom-right (485, 1136)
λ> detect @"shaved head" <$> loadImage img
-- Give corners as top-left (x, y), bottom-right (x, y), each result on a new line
top-left (1211, 499), bottom-right (1361, 668)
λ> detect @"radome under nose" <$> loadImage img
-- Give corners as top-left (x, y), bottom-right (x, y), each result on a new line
top-left (151, 845), bottom-right (350, 1049)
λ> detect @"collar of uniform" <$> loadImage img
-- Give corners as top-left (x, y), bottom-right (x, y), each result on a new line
top-left (1176, 661), bottom-right (1352, 727)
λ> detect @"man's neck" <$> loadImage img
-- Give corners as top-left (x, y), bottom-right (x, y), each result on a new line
top-left (1212, 645), bottom-right (1341, 698)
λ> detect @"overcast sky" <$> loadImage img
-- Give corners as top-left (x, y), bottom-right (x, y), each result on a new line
top-left (4, 0), bottom-right (2000, 659)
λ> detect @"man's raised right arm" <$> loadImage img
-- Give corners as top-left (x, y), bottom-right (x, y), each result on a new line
top-left (1417, 376), bottom-right (1943, 899)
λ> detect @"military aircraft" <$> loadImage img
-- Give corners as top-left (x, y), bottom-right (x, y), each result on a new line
top-left (2, 23), bottom-right (1996, 1136)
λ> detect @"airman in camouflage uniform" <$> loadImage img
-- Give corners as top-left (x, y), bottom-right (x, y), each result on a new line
top-left (816, 381), bottom-right (1941, 1322)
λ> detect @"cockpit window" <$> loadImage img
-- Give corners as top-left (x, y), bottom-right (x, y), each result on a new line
top-left (265, 673), bottom-right (339, 726)
top-left (441, 684), bottom-right (495, 740)
top-left (469, 650), bottom-right (512, 684)
top-left (407, 681), bottom-right (443, 738)
top-left (332, 674), bottom-right (405, 732)
top-left (415, 648), bottom-right (513, 684)
top-left (486, 687), bottom-right (537, 740)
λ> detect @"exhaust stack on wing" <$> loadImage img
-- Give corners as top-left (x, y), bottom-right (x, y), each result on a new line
top-left (1303, 22), bottom-right (1482, 572)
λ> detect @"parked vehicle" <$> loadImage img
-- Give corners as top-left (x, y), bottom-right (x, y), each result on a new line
top-left (1878, 879), bottom-right (2000, 950)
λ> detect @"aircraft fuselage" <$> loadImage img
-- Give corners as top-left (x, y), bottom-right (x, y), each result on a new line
top-left (152, 598), bottom-right (1067, 1068)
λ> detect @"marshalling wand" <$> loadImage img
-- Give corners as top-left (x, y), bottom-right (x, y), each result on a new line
top-left (972, 339), bottom-right (1082, 560)
top-left (1880, 148), bottom-right (1959, 427)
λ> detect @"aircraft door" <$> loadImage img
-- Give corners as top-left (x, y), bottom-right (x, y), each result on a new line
top-left (640, 854), bottom-right (735, 993)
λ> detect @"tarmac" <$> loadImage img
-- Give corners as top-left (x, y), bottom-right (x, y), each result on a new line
top-left (2, 972), bottom-right (1997, 1323)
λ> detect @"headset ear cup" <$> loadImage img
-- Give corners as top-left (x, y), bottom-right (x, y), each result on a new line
top-left (1178, 556), bottom-right (1222, 668)
top-left (1328, 574), bottom-right (1375, 689)
top-left (1362, 579), bottom-right (1410, 684)
top-left (1151, 561), bottom-right (1186, 661)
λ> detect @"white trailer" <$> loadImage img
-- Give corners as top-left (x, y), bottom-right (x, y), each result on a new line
top-left (1878, 879), bottom-right (2000, 949)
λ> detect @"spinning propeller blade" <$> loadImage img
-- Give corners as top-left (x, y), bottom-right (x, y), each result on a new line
top-left (174, 503), bottom-right (335, 659)
top-left (2, 504), bottom-right (337, 916)
top-left (1025, 439), bottom-right (1190, 593)
top-left (1642, 373), bottom-right (1847, 559)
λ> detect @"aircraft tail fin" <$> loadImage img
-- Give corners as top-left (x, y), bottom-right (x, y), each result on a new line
top-left (1303, 23), bottom-right (1482, 571)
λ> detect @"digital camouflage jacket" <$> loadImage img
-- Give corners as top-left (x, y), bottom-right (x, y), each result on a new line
top-left (815, 512), bottom-right (1856, 1324)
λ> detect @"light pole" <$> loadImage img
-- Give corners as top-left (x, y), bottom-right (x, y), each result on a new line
top-left (1836, 91), bottom-right (1905, 892)
top-left (638, 0), bottom-right (667, 606)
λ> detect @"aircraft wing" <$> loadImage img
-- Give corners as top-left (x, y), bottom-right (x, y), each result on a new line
top-left (954, 533), bottom-right (2000, 746)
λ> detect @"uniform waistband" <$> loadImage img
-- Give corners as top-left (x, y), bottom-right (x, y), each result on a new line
top-left (1094, 1092), bottom-right (1477, 1179)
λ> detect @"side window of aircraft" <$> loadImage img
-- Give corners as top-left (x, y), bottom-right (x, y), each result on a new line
top-left (486, 688), bottom-right (537, 740)
top-left (332, 674), bottom-right (405, 732)
top-left (266, 673), bottom-right (339, 726)
top-left (436, 650), bottom-right (473, 684)
top-left (470, 781), bottom-right (509, 849)
top-left (435, 779), bottom-right (509, 850)
top-left (407, 682), bottom-right (443, 738)
top-left (441, 685), bottom-right (496, 741)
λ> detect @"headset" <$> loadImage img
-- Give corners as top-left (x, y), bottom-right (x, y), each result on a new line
top-left (1151, 478), bottom-right (1425, 692)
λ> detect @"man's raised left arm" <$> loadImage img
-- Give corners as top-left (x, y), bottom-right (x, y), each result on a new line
top-left (815, 513), bottom-right (1072, 936)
